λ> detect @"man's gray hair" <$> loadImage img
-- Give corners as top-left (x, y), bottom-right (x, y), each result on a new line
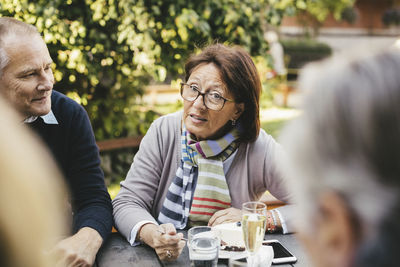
top-left (0, 47), bottom-right (9, 77)
top-left (280, 48), bottom-right (400, 236)
top-left (0, 17), bottom-right (39, 76)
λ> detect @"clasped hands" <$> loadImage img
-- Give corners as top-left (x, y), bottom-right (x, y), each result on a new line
top-left (139, 207), bottom-right (241, 261)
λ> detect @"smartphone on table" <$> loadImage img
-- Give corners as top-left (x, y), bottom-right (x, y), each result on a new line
top-left (262, 239), bottom-right (297, 264)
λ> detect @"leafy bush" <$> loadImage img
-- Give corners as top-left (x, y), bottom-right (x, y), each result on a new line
top-left (1, 0), bottom-right (281, 184)
top-left (341, 6), bottom-right (358, 24)
top-left (281, 39), bottom-right (332, 78)
top-left (1, 0), bottom-right (339, 185)
top-left (1, 0), bottom-right (274, 141)
top-left (382, 8), bottom-right (400, 26)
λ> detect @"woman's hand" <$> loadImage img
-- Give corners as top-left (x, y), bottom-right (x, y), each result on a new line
top-left (138, 223), bottom-right (186, 261)
top-left (208, 207), bottom-right (241, 226)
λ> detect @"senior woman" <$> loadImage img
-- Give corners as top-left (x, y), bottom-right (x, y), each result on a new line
top-left (113, 44), bottom-right (293, 261)
top-left (280, 48), bottom-right (400, 267)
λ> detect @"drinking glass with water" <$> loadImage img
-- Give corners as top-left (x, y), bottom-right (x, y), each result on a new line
top-left (188, 226), bottom-right (219, 267)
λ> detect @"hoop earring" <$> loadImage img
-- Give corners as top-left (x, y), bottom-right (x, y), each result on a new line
top-left (231, 119), bottom-right (236, 126)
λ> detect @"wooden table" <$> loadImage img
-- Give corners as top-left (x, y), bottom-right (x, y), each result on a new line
top-left (96, 231), bottom-right (309, 267)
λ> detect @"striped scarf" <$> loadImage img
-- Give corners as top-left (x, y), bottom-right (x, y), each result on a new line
top-left (157, 124), bottom-right (239, 228)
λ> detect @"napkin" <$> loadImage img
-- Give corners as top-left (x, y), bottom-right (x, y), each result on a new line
top-left (254, 245), bottom-right (274, 267)
top-left (229, 246), bottom-right (274, 267)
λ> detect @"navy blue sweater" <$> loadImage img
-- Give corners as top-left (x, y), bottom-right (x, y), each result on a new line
top-left (29, 90), bottom-right (113, 240)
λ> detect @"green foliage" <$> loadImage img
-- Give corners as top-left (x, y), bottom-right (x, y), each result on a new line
top-left (341, 6), bottom-right (358, 24)
top-left (269, 0), bottom-right (356, 37)
top-left (1, 0), bottom-right (356, 142)
top-left (382, 8), bottom-right (400, 26)
top-left (281, 39), bottom-right (332, 69)
top-left (253, 55), bottom-right (276, 107)
top-left (142, 0), bottom-right (273, 77)
top-left (0, 0), bottom-right (339, 186)
top-left (1, 0), bottom-right (157, 139)
top-left (270, 0), bottom-right (356, 23)
top-left (1, 0), bottom-right (275, 141)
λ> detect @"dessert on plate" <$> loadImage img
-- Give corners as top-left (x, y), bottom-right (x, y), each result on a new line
top-left (212, 222), bottom-right (245, 251)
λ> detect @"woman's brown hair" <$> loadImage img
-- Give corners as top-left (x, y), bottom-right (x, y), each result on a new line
top-left (185, 44), bottom-right (261, 142)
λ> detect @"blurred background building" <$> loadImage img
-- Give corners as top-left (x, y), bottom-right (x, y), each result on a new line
top-left (281, 0), bottom-right (400, 53)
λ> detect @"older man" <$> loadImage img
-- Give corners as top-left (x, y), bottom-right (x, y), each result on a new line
top-left (0, 17), bottom-right (112, 266)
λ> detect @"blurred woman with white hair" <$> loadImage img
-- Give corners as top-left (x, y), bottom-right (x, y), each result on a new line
top-left (280, 48), bottom-right (400, 267)
top-left (0, 96), bottom-right (67, 267)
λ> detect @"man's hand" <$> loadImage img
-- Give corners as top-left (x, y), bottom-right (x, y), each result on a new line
top-left (50, 227), bottom-right (103, 267)
top-left (208, 207), bottom-right (241, 226)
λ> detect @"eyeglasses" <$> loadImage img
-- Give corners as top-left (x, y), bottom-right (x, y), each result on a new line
top-left (180, 82), bottom-right (234, 111)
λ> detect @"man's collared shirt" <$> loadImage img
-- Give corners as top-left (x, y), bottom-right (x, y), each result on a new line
top-left (24, 110), bottom-right (58, 125)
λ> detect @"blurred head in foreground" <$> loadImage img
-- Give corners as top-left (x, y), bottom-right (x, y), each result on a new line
top-left (280, 48), bottom-right (400, 267)
top-left (0, 96), bottom-right (66, 267)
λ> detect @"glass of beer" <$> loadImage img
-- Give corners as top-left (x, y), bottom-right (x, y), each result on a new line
top-left (241, 202), bottom-right (267, 267)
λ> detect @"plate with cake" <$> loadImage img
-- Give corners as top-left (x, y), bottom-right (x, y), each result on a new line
top-left (212, 222), bottom-right (248, 259)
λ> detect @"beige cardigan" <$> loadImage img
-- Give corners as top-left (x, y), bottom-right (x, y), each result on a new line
top-left (112, 111), bottom-right (294, 241)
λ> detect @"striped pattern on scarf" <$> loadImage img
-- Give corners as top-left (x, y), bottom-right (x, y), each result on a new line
top-left (157, 129), bottom-right (197, 229)
top-left (187, 131), bottom-right (239, 225)
top-left (157, 123), bottom-right (239, 228)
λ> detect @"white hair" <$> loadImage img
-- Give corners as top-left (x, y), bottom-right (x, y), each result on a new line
top-left (0, 96), bottom-right (67, 267)
top-left (0, 47), bottom-right (9, 77)
top-left (279, 48), bottom-right (400, 237)
top-left (0, 17), bottom-right (39, 77)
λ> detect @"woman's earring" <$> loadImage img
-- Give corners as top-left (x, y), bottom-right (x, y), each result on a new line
top-left (231, 119), bottom-right (236, 126)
